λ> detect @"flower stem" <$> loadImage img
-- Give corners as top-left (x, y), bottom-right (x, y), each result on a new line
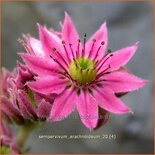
top-left (16, 121), bottom-right (38, 148)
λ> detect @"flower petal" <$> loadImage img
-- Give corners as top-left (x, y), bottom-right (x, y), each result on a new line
top-left (62, 12), bottom-right (81, 60)
top-left (93, 87), bottom-right (132, 114)
top-left (2, 68), bottom-right (12, 97)
top-left (38, 24), bottom-right (63, 58)
top-left (27, 76), bottom-right (67, 95)
top-left (76, 91), bottom-right (98, 129)
top-left (20, 53), bottom-right (59, 76)
top-left (103, 71), bottom-right (147, 93)
top-left (34, 92), bottom-right (56, 105)
top-left (0, 97), bottom-right (24, 123)
top-left (15, 63), bottom-right (33, 89)
top-left (85, 22), bottom-right (108, 58)
top-left (37, 99), bottom-right (52, 118)
top-left (49, 88), bottom-right (76, 121)
top-left (62, 12), bottom-right (79, 47)
top-left (16, 99), bottom-right (34, 119)
top-left (105, 42), bottom-right (138, 72)
top-left (29, 37), bottom-right (45, 57)
top-left (50, 28), bottom-right (62, 38)
top-left (17, 90), bottom-right (37, 119)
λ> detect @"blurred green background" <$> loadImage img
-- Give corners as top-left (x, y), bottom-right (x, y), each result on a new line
top-left (2, 1), bottom-right (154, 154)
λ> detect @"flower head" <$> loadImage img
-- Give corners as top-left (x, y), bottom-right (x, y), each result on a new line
top-left (1, 64), bottom-right (54, 124)
top-left (20, 13), bottom-right (147, 129)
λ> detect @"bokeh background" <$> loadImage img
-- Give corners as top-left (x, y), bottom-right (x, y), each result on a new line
top-left (2, 1), bottom-right (154, 154)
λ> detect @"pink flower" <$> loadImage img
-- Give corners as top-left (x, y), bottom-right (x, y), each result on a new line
top-left (1, 64), bottom-right (54, 123)
top-left (20, 13), bottom-right (147, 129)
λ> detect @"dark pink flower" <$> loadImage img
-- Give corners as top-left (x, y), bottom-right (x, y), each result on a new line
top-left (1, 64), bottom-right (54, 123)
top-left (20, 13), bottom-right (147, 129)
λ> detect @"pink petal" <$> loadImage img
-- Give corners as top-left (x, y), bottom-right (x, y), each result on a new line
top-left (50, 28), bottom-right (62, 38)
top-left (45, 27), bottom-right (61, 43)
top-left (104, 42), bottom-right (139, 72)
top-left (20, 53), bottom-right (59, 76)
top-left (17, 90), bottom-right (37, 118)
top-left (49, 88), bottom-right (76, 121)
top-left (85, 22), bottom-right (108, 58)
top-left (2, 68), bottom-right (12, 97)
top-left (62, 12), bottom-right (80, 60)
top-left (29, 37), bottom-right (46, 57)
top-left (0, 97), bottom-right (24, 122)
top-left (38, 24), bottom-right (64, 59)
top-left (15, 63), bottom-right (33, 89)
top-left (62, 12), bottom-right (79, 46)
top-left (37, 99), bottom-right (52, 118)
top-left (16, 98), bottom-right (34, 119)
top-left (34, 92), bottom-right (56, 105)
top-left (76, 91), bottom-right (98, 129)
top-left (93, 87), bottom-right (132, 114)
top-left (27, 76), bottom-right (67, 95)
top-left (103, 71), bottom-right (147, 93)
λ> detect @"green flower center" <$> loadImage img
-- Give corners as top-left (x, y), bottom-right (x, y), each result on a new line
top-left (69, 57), bottom-right (96, 84)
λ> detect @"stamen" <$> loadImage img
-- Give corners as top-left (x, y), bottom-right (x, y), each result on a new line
top-left (93, 46), bottom-right (101, 61)
top-left (73, 58), bottom-right (78, 68)
top-left (96, 49), bottom-right (112, 67)
top-left (101, 41), bottom-right (105, 45)
top-left (80, 68), bottom-right (82, 74)
top-left (81, 49), bottom-right (84, 57)
top-left (62, 40), bottom-right (70, 62)
top-left (57, 71), bottom-right (70, 79)
top-left (52, 48), bottom-right (69, 67)
top-left (69, 43), bottom-right (75, 60)
top-left (88, 38), bottom-right (96, 58)
top-left (82, 33), bottom-right (87, 57)
top-left (61, 40), bottom-right (65, 44)
top-left (93, 60), bottom-right (99, 68)
top-left (96, 65), bottom-right (111, 80)
top-left (86, 68), bottom-right (89, 74)
top-left (77, 39), bottom-right (81, 58)
top-left (107, 49), bottom-right (112, 53)
top-left (96, 83), bottom-right (103, 87)
top-left (88, 88), bottom-right (93, 95)
top-left (93, 41), bottom-right (105, 61)
top-left (52, 47), bottom-right (56, 51)
top-left (56, 50), bottom-right (69, 67)
top-left (76, 50), bottom-right (78, 58)
top-left (97, 54), bottom-right (113, 71)
top-left (96, 79), bottom-right (107, 82)
top-left (77, 89), bottom-right (81, 95)
top-left (90, 79), bottom-right (107, 85)
top-left (59, 76), bottom-right (66, 80)
top-left (65, 85), bottom-right (72, 90)
top-left (50, 55), bottom-right (71, 80)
